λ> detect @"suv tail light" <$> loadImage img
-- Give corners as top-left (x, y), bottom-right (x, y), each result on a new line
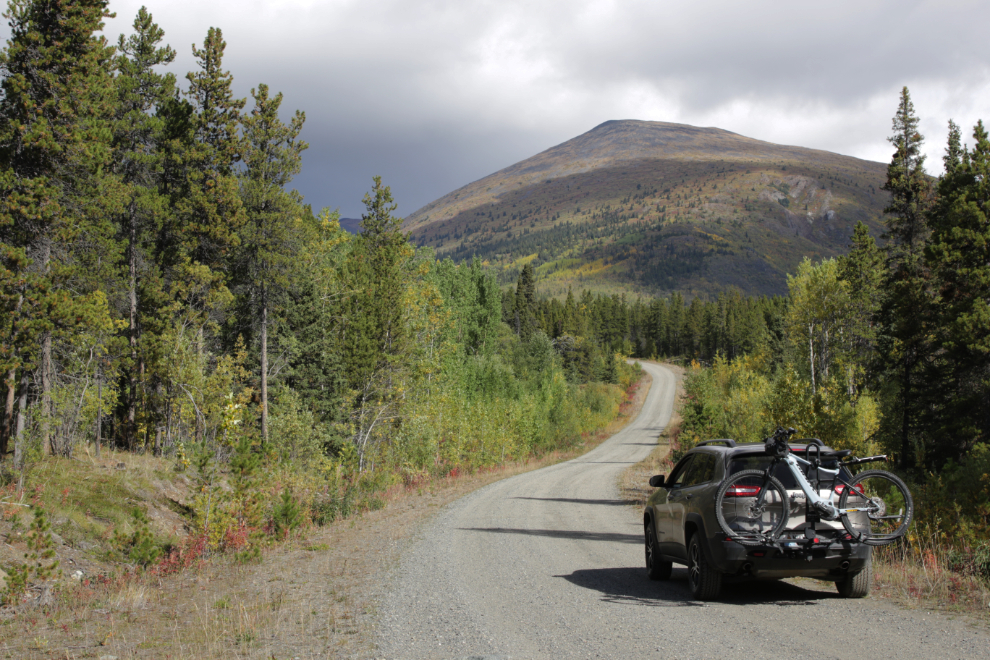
top-left (833, 484), bottom-right (865, 495)
top-left (724, 485), bottom-right (761, 497)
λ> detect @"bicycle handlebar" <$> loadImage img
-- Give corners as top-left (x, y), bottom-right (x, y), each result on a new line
top-left (764, 427), bottom-right (797, 458)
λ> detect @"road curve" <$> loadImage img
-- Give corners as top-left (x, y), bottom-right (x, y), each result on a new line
top-left (375, 362), bottom-right (989, 660)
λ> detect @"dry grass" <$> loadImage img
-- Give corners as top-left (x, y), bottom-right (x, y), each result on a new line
top-left (870, 526), bottom-right (990, 620)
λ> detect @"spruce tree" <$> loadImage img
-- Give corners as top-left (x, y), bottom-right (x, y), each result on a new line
top-left (339, 177), bottom-right (410, 390)
top-left (236, 84), bottom-right (307, 442)
top-left (170, 27), bottom-right (245, 334)
top-left (838, 221), bottom-right (883, 395)
top-left (514, 262), bottom-right (537, 340)
top-left (876, 87), bottom-right (934, 469)
top-left (112, 7), bottom-right (177, 449)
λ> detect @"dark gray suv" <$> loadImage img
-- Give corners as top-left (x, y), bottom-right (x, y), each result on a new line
top-left (644, 439), bottom-right (872, 600)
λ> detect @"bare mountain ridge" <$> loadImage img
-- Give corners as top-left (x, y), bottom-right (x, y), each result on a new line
top-left (405, 120), bottom-right (888, 297)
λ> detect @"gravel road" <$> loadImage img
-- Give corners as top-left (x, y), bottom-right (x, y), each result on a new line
top-left (375, 362), bottom-right (989, 660)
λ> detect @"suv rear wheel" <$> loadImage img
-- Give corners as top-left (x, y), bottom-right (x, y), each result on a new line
top-left (686, 534), bottom-right (722, 600)
top-left (836, 556), bottom-right (872, 598)
top-left (645, 522), bottom-right (672, 580)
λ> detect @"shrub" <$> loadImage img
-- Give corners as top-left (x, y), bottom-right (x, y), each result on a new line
top-left (271, 489), bottom-right (302, 539)
top-left (1, 506), bottom-right (61, 606)
top-left (113, 508), bottom-right (161, 568)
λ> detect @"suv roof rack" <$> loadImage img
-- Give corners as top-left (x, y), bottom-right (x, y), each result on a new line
top-left (697, 439), bottom-right (736, 448)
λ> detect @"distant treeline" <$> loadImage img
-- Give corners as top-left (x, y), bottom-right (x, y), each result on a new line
top-left (501, 265), bottom-right (784, 376)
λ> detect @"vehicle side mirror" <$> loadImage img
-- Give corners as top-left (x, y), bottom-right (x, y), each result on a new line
top-left (649, 474), bottom-right (666, 488)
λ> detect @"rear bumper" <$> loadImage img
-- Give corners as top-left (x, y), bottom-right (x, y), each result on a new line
top-left (715, 538), bottom-right (872, 580)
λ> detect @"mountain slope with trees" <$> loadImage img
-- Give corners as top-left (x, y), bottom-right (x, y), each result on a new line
top-left (405, 120), bottom-right (889, 298)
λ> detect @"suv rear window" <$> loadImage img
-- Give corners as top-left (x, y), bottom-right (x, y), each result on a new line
top-left (728, 454), bottom-right (852, 489)
top-left (683, 453), bottom-right (717, 487)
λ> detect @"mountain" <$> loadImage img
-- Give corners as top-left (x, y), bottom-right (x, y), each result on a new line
top-left (404, 120), bottom-right (889, 298)
top-left (339, 217), bottom-right (363, 234)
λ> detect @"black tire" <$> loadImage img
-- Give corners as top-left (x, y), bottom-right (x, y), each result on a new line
top-left (686, 534), bottom-right (722, 600)
top-left (715, 469), bottom-right (790, 546)
top-left (645, 522), bottom-right (672, 580)
top-left (836, 555), bottom-right (872, 598)
top-left (839, 469), bottom-right (913, 546)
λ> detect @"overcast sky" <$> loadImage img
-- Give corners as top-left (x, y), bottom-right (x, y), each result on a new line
top-left (9, 0), bottom-right (990, 218)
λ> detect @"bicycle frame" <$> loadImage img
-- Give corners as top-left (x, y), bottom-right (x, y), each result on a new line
top-left (761, 452), bottom-right (870, 520)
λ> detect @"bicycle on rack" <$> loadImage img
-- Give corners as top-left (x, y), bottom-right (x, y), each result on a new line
top-left (715, 427), bottom-right (914, 547)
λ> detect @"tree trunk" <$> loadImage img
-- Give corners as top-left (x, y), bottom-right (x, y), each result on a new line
top-left (1, 368), bottom-right (14, 457)
top-left (14, 369), bottom-right (28, 470)
top-left (900, 353), bottom-right (912, 470)
top-left (95, 366), bottom-right (102, 458)
top-left (41, 330), bottom-right (52, 454)
top-left (260, 289), bottom-right (268, 444)
top-left (127, 204), bottom-right (138, 450)
top-left (1, 294), bottom-right (24, 457)
top-left (39, 238), bottom-right (52, 454)
top-left (809, 324), bottom-right (816, 395)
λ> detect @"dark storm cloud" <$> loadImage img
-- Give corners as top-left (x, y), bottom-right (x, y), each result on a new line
top-left (3, 0), bottom-right (986, 216)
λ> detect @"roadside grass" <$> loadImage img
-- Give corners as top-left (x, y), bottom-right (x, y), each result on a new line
top-left (0, 370), bottom-right (654, 658)
top-left (870, 526), bottom-right (990, 619)
top-left (1, 449), bottom-right (189, 555)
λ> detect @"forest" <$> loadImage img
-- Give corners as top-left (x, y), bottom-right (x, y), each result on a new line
top-left (0, 0), bottom-right (641, 586)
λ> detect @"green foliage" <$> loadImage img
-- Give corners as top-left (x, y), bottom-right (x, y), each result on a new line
top-left (310, 485), bottom-right (356, 526)
top-left (267, 386), bottom-right (326, 466)
top-left (678, 353), bottom-right (882, 462)
top-left (235, 82), bottom-right (308, 442)
top-left (271, 488), bottom-right (302, 538)
top-left (785, 257), bottom-right (849, 392)
top-left (229, 433), bottom-right (262, 529)
top-left (2, 505), bottom-right (61, 605)
top-left (113, 508), bottom-right (162, 567)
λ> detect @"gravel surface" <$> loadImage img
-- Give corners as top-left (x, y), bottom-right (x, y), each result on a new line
top-left (375, 362), bottom-right (990, 660)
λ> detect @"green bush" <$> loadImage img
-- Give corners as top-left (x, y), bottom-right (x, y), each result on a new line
top-left (1, 507), bottom-right (61, 605)
top-left (271, 489), bottom-right (302, 538)
top-left (310, 486), bottom-right (356, 526)
top-left (113, 508), bottom-right (162, 567)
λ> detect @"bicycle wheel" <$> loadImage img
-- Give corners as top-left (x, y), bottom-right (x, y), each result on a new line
top-left (839, 469), bottom-right (913, 546)
top-left (716, 469), bottom-right (790, 546)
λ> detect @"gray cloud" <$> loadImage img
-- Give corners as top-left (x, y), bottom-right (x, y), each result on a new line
top-left (4, 0), bottom-right (987, 217)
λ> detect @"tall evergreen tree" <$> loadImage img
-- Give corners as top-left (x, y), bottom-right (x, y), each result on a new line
top-left (876, 87), bottom-right (934, 469)
top-left (236, 83), bottom-right (307, 442)
top-left (170, 27), bottom-right (245, 335)
top-left (513, 262), bottom-right (537, 340)
top-left (341, 177), bottom-right (411, 390)
top-left (838, 221), bottom-right (883, 395)
top-left (112, 7), bottom-right (176, 448)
